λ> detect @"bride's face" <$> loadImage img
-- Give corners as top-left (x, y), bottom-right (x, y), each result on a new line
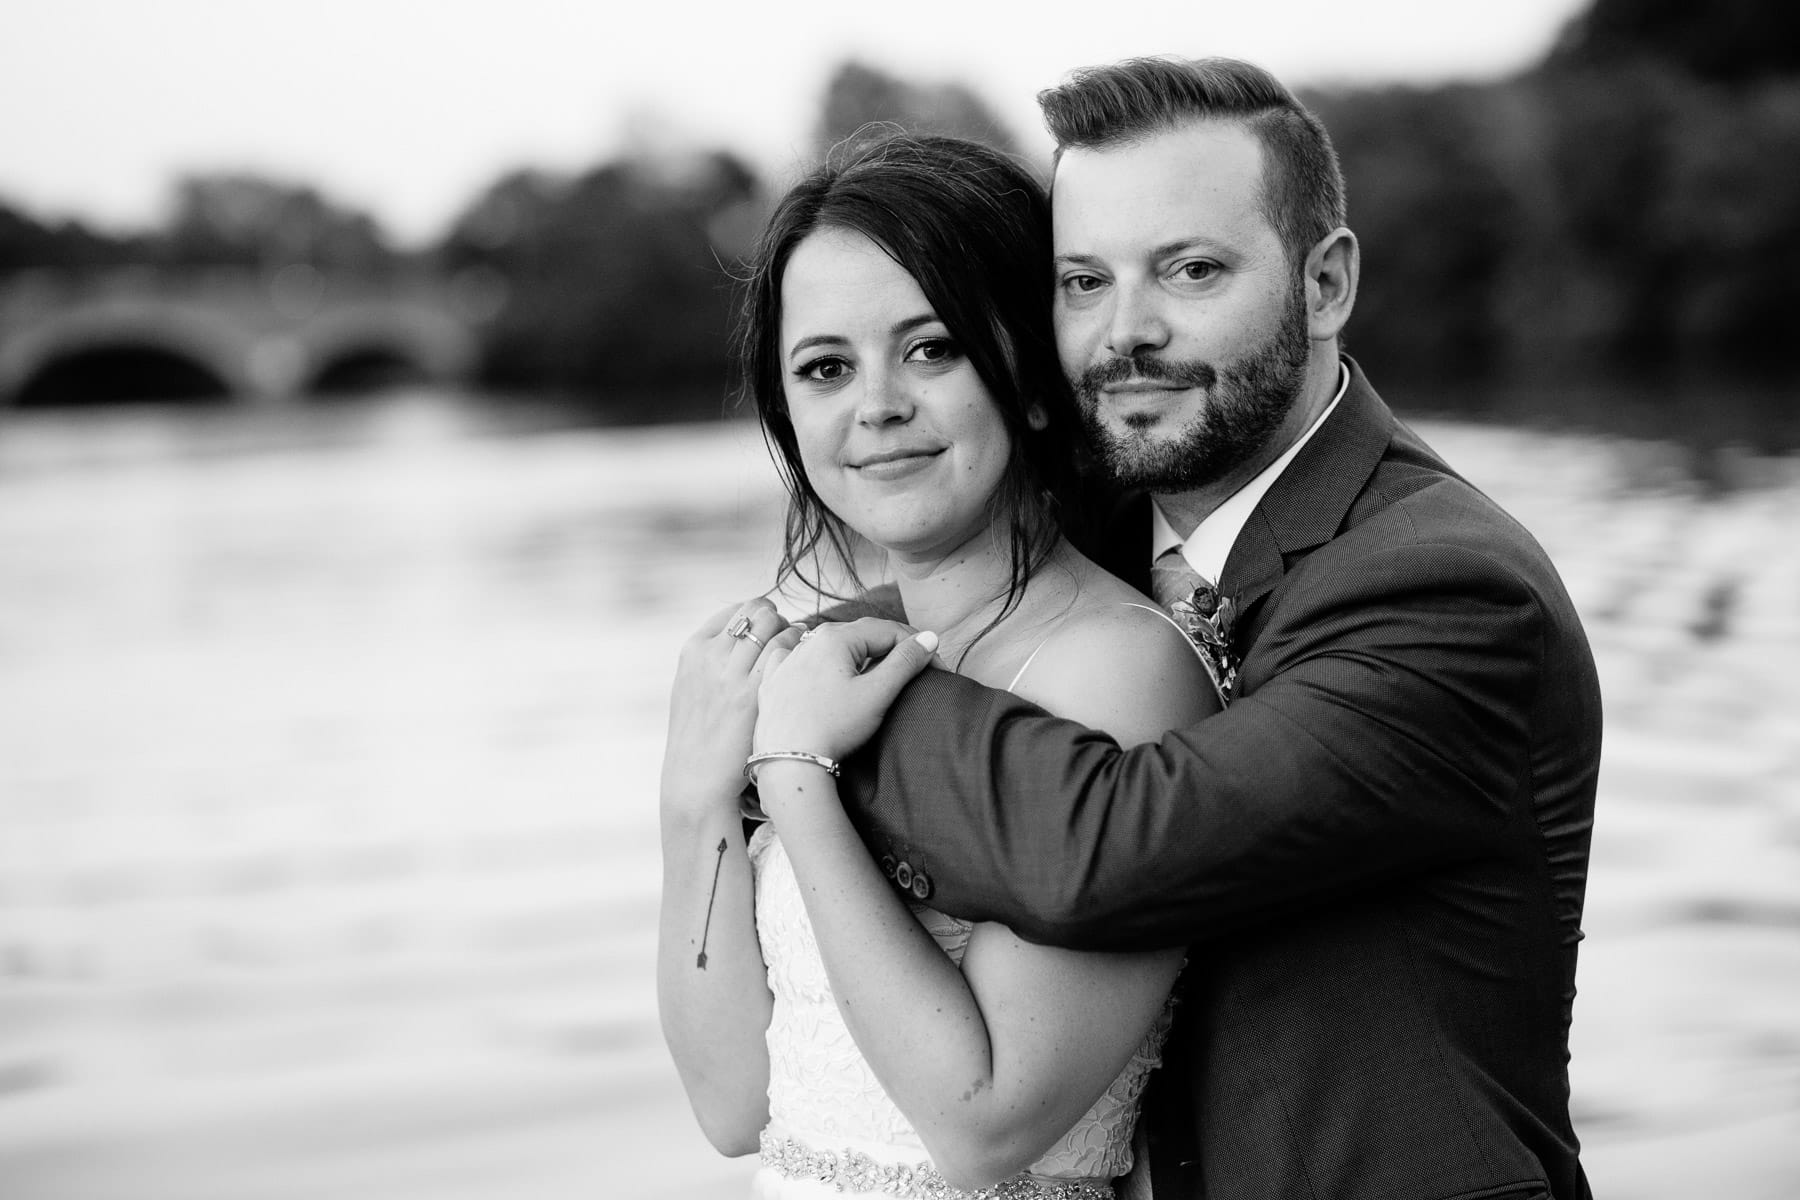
top-left (779, 227), bottom-right (1016, 563)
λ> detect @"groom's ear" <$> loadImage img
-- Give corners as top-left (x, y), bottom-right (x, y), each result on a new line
top-left (1305, 227), bottom-right (1359, 343)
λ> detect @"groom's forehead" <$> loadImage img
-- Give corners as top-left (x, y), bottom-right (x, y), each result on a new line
top-left (1050, 122), bottom-right (1271, 246)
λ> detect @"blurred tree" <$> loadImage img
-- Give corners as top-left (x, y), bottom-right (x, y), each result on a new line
top-left (441, 169), bottom-right (566, 259)
top-left (1523, 64), bottom-right (1690, 373)
top-left (1521, 17), bottom-right (1800, 379)
top-left (1654, 81), bottom-right (1800, 371)
top-left (441, 148), bottom-right (762, 422)
top-left (158, 174), bottom-right (392, 271)
top-left (1550, 0), bottom-right (1800, 84)
top-left (814, 61), bottom-right (1019, 157)
top-left (0, 201), bottom-right (141, 275)
top-left (1309, 0), bottom-right (1800, 404)
top-left (1312, 85), bottom-right (1520, 383)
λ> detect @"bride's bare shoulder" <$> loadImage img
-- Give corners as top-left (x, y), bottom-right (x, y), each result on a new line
top-left (1011, 600), bottom-right (1220, 746)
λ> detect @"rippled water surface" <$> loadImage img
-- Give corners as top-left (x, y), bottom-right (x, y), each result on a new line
top-left (1, 392), bottom-right (1796, 1199)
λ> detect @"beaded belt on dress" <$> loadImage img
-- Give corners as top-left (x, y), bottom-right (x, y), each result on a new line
top-left (758, 1130), bottom-right (1114, 1199)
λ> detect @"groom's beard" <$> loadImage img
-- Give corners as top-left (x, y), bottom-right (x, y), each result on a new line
top-left (1073, 277), bottom-right (1310, 493)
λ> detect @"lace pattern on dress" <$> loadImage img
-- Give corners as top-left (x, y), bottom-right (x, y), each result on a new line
top-left (749, 824), bottom-right (1172, 1190)
top-left (759, 1130), bottom-right (1116, 1199)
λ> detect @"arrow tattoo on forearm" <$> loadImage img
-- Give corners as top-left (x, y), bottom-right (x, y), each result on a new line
top-left (696, 836), bottom-right (727, 969)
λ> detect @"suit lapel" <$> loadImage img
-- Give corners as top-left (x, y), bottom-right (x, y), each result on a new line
top-left (1220, 361), bottom-right (1397, 624)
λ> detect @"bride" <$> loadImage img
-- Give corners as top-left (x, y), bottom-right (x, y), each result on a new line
top-left (658, 134), bottom-right (1216, 1199)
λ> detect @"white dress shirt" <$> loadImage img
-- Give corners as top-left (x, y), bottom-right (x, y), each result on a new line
top-left (1148, 363), bottom-right (1350, 583)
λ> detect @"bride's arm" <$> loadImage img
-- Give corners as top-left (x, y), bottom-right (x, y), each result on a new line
top-left (754, 608), bottom-right (1213, 1187)
top-left (657, 802), bottom-right (768, 1154)
top-left (655, 601), bottom-right (797, 1155)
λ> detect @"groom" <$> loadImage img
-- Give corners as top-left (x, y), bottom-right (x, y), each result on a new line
top-left (800, 57), bottom-right (1601, 1200)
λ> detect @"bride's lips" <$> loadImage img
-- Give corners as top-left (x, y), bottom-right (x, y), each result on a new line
top-left (851, 447), bottom-right (944, 480)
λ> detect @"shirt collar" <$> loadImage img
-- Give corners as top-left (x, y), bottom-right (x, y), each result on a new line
top-left (1149, 362), bottom-right (1350, 583)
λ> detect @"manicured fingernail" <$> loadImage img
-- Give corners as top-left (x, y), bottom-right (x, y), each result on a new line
top-left (916, 631), bottom-right (939, 652)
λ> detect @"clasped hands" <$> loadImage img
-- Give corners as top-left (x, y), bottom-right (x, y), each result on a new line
top-left (661, 596), bottom-right (939, 818)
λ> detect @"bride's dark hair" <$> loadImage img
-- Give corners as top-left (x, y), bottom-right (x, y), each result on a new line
top-left (736, 132), bottom-right (1084, 632)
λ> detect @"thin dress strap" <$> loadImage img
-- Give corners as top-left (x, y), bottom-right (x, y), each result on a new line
top-left (1117, 601), bottom-right (1191, 637)
top-left (1004, 636), bottom-right (1055, 693)
top-left (1006, 602), bottom-right (1197, 694)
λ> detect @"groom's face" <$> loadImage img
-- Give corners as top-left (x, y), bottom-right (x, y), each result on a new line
top-left (1051, 120), bottom-right (1309, 492)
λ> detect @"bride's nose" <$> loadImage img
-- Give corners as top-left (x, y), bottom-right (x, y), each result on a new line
top-left (855, 367), bottom-right (915, 427)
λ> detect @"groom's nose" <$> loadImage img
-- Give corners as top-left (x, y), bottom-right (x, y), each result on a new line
top-left (1104, 284), bottom-right (1170, 359)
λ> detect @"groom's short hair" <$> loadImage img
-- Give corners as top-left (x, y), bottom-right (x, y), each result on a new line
top-left (1038, 56), bottom-right (1346, 270)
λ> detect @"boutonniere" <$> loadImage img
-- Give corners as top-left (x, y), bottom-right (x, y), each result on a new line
top-left (1169, 583), bottom-right (1239, 705)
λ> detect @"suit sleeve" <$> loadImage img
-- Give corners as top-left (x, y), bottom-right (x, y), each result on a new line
top-left (836, 540), bottom-right (1547, 950)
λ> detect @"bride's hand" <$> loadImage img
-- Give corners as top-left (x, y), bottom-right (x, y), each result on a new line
top-left (660, 597), bottom-right (801, 815)
top-left (752, 618), bottom-right (939, 766)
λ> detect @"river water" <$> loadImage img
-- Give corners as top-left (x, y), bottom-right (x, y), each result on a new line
top-left (0, 390), bottom-right (1796, 1198)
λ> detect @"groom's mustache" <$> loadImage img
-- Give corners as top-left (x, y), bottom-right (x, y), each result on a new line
top-left (1074, 355), bottom-right (1219, 403)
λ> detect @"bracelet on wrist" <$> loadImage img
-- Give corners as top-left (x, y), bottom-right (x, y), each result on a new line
top-left (743, 750), bottom-right (841, 787)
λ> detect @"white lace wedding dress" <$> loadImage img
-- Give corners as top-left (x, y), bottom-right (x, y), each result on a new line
top-left (747, 823), bottom-right (1171, 1200)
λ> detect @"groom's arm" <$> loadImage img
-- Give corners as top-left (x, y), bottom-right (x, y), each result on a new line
top-left (837, 539), bottom-right (1594, 951)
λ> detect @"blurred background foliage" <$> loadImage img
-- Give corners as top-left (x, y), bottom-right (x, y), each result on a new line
top-left (1, 0), bottom-right (1795, 439)
top-left (435, 152), bottom-right (760, 421)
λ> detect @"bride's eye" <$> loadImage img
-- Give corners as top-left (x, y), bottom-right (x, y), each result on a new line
top-left (796, 356), bottom-right (850, 383)
top-left (906, 337), bottom-right (959, 365)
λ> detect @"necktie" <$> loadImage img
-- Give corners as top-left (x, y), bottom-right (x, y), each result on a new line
top-left (1151, 545), bottom-right (1237, 704)
top-left (1151, 546), bottom-right (1214, 614)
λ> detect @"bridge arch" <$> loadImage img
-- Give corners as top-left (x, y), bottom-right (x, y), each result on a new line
top-left (0, 279), bottom-right (479, 409)
top-left (294, 302), bottom-right (475, 398)
top-left (13, 343), bottom-right (235, 408)
top-left (0, 301), bottom-right (260, 408)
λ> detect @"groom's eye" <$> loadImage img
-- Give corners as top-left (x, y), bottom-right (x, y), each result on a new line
top-left (1172, 261), bottom-right (1218, 283)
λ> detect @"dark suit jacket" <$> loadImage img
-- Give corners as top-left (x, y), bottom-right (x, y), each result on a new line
top-left (836, 363), bottom-right (1600, 1200)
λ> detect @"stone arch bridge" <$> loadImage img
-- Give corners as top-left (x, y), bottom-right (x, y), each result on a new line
top-left (0, 267), bottom-right (488, 407)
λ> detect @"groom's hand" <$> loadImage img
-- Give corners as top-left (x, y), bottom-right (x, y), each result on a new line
top-left (753, 618), bottom-right (939, 763)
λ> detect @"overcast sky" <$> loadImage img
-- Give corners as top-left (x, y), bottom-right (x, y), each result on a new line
top-left (3, 0), bottom-right (1588, 246)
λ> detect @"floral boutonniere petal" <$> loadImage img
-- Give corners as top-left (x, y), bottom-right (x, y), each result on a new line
top-left (1168, 583), bottom-right (1240, 704)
